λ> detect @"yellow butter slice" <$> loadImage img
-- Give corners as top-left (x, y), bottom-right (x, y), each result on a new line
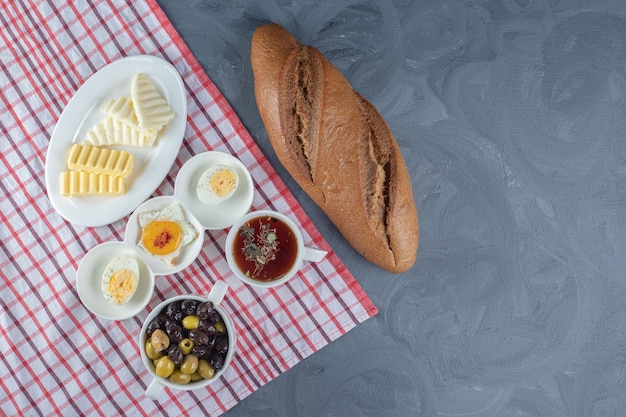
top-left (82, 116), bottom-right (158, 147)
top-left (131, 73), bottom-right (175, 132)
top-left (59, 171), bottom-right (126, 196)
top-left (66, 144), bottom-right (134, 178)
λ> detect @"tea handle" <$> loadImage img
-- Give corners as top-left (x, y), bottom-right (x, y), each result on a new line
top-left (302, 246), bottom-right (327, 263)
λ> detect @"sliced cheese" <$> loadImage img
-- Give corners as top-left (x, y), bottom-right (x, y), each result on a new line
top-left (82, 116), bottom-right (158, 147)
top-left (131, 73), bottom-right (175, 132)
top-left (101, 96), bottom-right (138, 127)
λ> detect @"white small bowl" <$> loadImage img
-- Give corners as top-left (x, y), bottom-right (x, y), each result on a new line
top-left (76, 241), bottom-right (155, 321)
top-left (124, 195), bottom-right (205, 276)
top-left (174, 151), bottom-right (254, 230)
top-left (139, 280), bottom-right (236, 399)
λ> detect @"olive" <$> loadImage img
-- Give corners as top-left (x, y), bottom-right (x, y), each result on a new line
top-left (188, 329), bottom-right (209, 346)
top-left (214, 336), bottom-right (228, 354)
top-left (155, 356), bottom-right (175, 378)
top-left (169, 370), bottom-right (191, 385)
top-left (196, 301), bottom-right (214, 320)
top-left (178, 338), bottom-right (194, 355)
top-left (190, 372), bottom-right (203, 382)
top-left (180, 299), bottom-right (198, 316)
top-left (165, 301), bottom-right (183, 322)
top-left (146, 317), bottom-right (163, 337)
top-left (167, 344), bottom-right (184, 365)
top-left (180, 354), bottom-right (199, 375)
top-left (166, 322), bottom-right (184, 344)
top-left (145, 340), bottom-right (164, 360)
top-left (151, 329), bottom-right (170, 352)
top-left (182, 315), bottom-right (199, 330)
top-left (208, 310), bottom-right (222, 324)
top-left (210, 352), bottom-right (225, 370)
top-left (214, 322), bottom-right (226, 335)
top-left (197, 359), bottom-right (215, 379)
top-left (191, 344), bottom-right (210, 359)
top-left (197, 320), bottom-right (215, 337)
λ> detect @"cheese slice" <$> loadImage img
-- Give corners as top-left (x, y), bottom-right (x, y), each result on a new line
top-left (131, 73), bottom-right (175, 132)
top-left (82, 116), bottom-right (158, 147)
top-left (101, 96), bottom-right (138, 127)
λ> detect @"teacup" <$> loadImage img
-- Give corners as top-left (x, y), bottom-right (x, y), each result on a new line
top-left (225, 210), bottom-right (327, 288)
top-left (139, 280), bottom-right (235, 399)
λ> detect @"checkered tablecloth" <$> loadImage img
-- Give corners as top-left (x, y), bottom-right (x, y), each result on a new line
top-left (0, 1), bottom-right (377, 415)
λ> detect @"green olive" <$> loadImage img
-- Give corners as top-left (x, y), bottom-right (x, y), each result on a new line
top-left (179, 354), bottom-right (199, 375)
top-left (145, 340), bottom-right (164, 360)
top-left (190, 372), bottom-right (203, 382)
top-left (214, 322), bottom-right (226, 335)
top-left (169, 370), bottom-right (191, 385)
top-left (197, 359), bottom-right (215, 380)
top-left (151, 329), bottom-right (170, 352)
top-left (182, 315), bottom-right (199, 330)
top-left (178, 338), bottom-right (194, 355)
top-left (155, 356), bottom-right (175, 378)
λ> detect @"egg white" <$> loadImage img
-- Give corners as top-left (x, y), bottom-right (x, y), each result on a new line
top-left (101, 254), bottom-right (140, 304)
top-left (137, 202), bottom-right (199, 265)
top-left (196, 164), bottom-right (239, 205)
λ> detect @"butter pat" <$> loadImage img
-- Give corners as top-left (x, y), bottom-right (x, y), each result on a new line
top-left (66, 144), bottom-right (134, 178)
top-left (59, 170), bottom-right (126, 196)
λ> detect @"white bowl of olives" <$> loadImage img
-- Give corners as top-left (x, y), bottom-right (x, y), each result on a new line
top-left (139, 280), bottom-right (235, 399)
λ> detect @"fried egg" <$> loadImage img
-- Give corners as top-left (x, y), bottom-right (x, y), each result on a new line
top-left (101, 254), bottom-right (139, 305)
top-left (137, 202), bottom-right (199, 266)
top-left (197, 164), bottom-right (239, 205)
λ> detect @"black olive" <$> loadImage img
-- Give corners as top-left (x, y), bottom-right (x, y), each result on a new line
top-left (167, 345), bottom-right (184, 365)
top-left (196, 301), bottom-right (214, 320)
top-left (166, 323), bottom-right (184, 344)
top-left (180, 299), bottom-right (198, 316)
top-left (165, 301), bottom-right (183, 322)
top-left (214, 336), bottom-right (228, 354)
top-left (188, 329), bottom-right (209, 346)
top-left (192, 344), bottom-right (209, 359)
top-left (208, 310), bottom-right (222, 324)
top-left (210, 352), bottom-right (225, 370)
top-left (198, 320), bottom-right (216, 337)
top-left (146, 317), bottom-right (163, 337)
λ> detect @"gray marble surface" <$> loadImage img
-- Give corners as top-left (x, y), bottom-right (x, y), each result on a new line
top-left (157, 0), bottom-right (626, 415)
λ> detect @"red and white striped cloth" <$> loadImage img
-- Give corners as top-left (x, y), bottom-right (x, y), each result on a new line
top-left (0, 1), bottom-right (377, 415)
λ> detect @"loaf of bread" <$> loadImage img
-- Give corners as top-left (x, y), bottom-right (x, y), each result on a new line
top-left (251, 23), bottom-right (418, 273)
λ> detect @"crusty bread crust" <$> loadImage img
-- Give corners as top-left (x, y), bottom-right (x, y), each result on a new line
top-left (251, 23), bottom-right (418, 273)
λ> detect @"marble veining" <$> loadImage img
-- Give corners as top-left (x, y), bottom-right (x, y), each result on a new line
top-left (158, 0), bottom-right (626, 415)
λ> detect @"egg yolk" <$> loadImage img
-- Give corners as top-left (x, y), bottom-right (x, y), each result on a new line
top-left (209, 168), bottom-right (237, 197)
top-left (107, 269), bottom-right (137, 304)
top-left (141, 220), bottom-right (183, 255)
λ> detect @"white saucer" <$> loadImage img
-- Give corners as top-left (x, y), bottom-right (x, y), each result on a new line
top-left (174, 151), bottom-right (254, 230)
top-left (124, 195), bottom-right (205, 276)
top-left (76, 241), bottom-right (155, 321)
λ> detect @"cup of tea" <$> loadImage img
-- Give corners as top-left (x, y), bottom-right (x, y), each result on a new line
top-left (139, 280), bottom-right (236, 399)
top-left (225, 210), bottom-right (327, 288)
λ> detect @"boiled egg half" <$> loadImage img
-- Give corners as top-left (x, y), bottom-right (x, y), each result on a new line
top-left (197, 164), bottom-right (239, 204)
top-left (101, 254), bottom-right (139, 305)
top-left (137, 202), bottom-right (199, 266)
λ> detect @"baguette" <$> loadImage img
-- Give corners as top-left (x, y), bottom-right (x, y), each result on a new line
top-left (251, 23), bottom-right (418, 273)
